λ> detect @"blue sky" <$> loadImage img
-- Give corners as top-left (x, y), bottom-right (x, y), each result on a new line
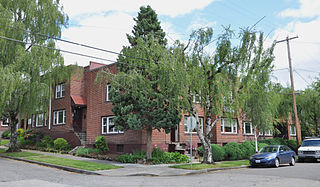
top-left (58, 0), bottom-right (320, 90)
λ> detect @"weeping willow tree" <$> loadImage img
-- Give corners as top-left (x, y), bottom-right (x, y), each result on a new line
top-left (184, 27), bottom-right (275, 164)
top-left (0, 0), bottom-right (72, 152)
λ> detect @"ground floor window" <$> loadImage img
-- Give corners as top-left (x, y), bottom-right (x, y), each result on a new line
top-left (221, 118), bottom-right (238, 134)
top-left (243, 122), bottom-right (253, 135)
top-left (1, 117), bottom-right (9, 126)
top-left (259, 129), bottom-right (272, 136)
top-left (102, 116), bottom-right (123, 134)
top-left (36, 114), bottom-right (44, 127)
top-left (290, 125), bottom-right (296, 136)
top-left (53, 110), bottom-right (66, 125)
top-left (184, 116), bottom-right (203, 133)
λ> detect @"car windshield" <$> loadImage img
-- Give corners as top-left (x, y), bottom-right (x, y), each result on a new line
top-left (301, 140), bottom-right (320, 147)
top-left (259, 146), bottom-right (278, 153)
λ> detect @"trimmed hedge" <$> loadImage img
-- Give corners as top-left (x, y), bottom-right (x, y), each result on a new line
top-left (224, 142), bottom-right (244, 160)
top-left (239, 141), bottom-right (255, 159)
top-left (1, 130), bottom-right (10, 139)
top-left (53, 138), bottom-right (71, 151)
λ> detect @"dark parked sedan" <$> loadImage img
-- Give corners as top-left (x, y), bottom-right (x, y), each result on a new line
top-left (250, 145), bottom-right (296, 168)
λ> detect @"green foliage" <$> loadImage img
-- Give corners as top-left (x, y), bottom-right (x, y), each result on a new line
top-left (224, 142), bottom-right (244, 160)
top-left (211, 144), bottom-right (226, 161)
top-left (16, 129), bottom-right (25, 137)
top-left (239, 141), bottom-right (256, 159)
top-left (18, 137), bottom-right (34, 146)
top-left (76, 148), bottom-right (101, 156)
top-left (258, 137), bottom-right (286, 145)
top-left (1, 130), bottom-right (10, 139)
top-left (117, 149), bottom-right (189, 164)
top-left (258, 143), bottom-right (269, 150)
top-left (126, 5), bottom-right (167, 46)
top-left (95, 136), bottom-right (109, 152)
top-left (287, 139), bottom-right (298, 152)
top-left (40, 135), bottom-right (54, 148)
top-left (53, 138), bottom-right (71, 151)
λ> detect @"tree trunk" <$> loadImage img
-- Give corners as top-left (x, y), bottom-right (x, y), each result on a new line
top-left (7, 114), bottom-right (20, 152)
top-left (146, 126), bottom-right (153, 159)
top-left (254, 126), bottom-right (258, 152)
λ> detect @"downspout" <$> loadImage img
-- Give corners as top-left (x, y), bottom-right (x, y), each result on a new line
top-left (49, 84), bottom-right (52, 130)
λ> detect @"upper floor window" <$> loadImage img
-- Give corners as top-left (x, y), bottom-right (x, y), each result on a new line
top-left (55, 83), bottom-right (65, 99)
top-left (184, 116), bottom-right (203, 133)
top-left (221, 118), bottom-right (238, 134)
top-left (53, 110), bottom-right (66, 125)
top-left (243, 122), bottom-right (253, 135)
top-left (1, 117), bottom-right (9, 127)
top-left (102, 116), bottom-right (123, 134)
top-left (290, 125), bottom-right (296, 136)
top-left (106, 84), bottom-right (112, 102)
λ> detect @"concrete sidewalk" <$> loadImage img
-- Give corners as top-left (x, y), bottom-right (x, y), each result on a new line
top-left (0, 146), bottom-right (248, 176)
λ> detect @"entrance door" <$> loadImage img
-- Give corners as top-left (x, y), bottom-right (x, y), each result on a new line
top-left (73, 108), bottom-right (82, 132)
top-left (170, 125), bottom-right (179, 142)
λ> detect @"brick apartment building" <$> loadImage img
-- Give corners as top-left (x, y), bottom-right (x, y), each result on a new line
top-left (0, 61), bottom-right (297, 154)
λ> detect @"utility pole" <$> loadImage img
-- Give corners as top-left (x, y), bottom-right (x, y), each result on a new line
top-left (276, 36), bottom-right (301, 146)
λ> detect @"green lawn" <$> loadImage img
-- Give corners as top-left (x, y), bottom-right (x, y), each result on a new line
top-left (170, 160), bottom-right (249, 170)
top-left (24, 155), bottom-right (123, 171)
top-left (0, 151), bottom-right (42, 157)
top-left (0, 140), bottom-right (9, 146)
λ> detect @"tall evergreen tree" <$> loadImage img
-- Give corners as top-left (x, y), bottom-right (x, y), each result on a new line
top-left (0, 0), bottom-right (71, 152)
top-left (104, 6), bottom-right (182, 159)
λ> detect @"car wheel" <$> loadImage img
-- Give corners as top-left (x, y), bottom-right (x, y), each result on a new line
top-left (289, 157), bottom-right (295, 166)
top-left (274, 158), bottom-right (280, 168)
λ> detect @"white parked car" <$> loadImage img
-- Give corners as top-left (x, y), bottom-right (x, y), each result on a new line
top-left (298, 138), bottom-right (320, 162)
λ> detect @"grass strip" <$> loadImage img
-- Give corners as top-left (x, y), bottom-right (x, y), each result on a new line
top-left (24, 155), bottom-right (122, 171)
top-left (0, 140), bottom-right (9, 146)
top-left (170, 160), bottom-right (249, 170)
top-left (0, 149), bottom-right (42, 157)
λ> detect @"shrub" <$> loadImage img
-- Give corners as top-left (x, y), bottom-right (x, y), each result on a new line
top-left (95, 136), bottom-right (109, 152)
top-left (117, 153), bottom-right (144, 163)
top-left (224, 142), bottom-right (244, 160)
top-left (54, 138), bottom-right (71, 151)
top-left (198, 144), bottom-right (225, 161)
top-left (152, 148), bottom-right (164, 157)
top-left (76, 147), bottom-right (101, 156)
top-left (258, 143), bottom-right (269, 150)
top-left (287, 139), bottom-right (298, 152)
top-left (40, 136), bottom-right (54, 148)
top-left (18, 137), bottom-right (34, 146)
top-left (211, 144), bottom-right (225, 161)
top-left (1, 130), bottom-right (10, 139)
top-left (258, 137), bottom-right (286, 145)
top-left (148, 151), bottom-right (189, 164)
top-left (197, 146), bottom-right (203, 157)
top-left (16, 129), bottom-right (25, 137)
top-left (240, 141), bottom-right (256, 159)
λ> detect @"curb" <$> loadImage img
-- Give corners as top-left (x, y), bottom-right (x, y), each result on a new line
top-left (183, 165), bottom-right (249, 176)
top-left (0, 155), bottom-right (101, 175)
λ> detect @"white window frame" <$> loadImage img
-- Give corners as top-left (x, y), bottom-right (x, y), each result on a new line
top-left (53, 110), bottom-right (66, 125)
top-left (1, 118), bottom-right (9, 127)
top-left (221, 118), bottom-right (238, 134)
top-left (243, 122), bottom-right (253, 135)
top-left (36, 114), bottom-right (44, 127)
top-left (106, 84), bottom-right (112, 102)
top-left (290, 125), bottom-right (296, 136)
top-left (184, 116), bottom-right (203, 133)
top-left (259, 129), bottom-right (273, 136)
top-left (55, 83), bottom-right (65, 99)
top-left (102, 116), bottom-right (123, 134)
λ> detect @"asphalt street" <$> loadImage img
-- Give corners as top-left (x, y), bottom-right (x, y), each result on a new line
top-left (0, 157), bottom-right (319, 187)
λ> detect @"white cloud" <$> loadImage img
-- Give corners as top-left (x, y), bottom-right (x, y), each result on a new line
top-left (58, 12), bottom-right (134, 66)
top-left (60, 0), bottom-right (215, 19)
top-left (279, 0), bottom-right (320, 18)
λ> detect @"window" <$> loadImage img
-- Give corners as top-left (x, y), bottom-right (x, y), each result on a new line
top-left (184, 116), bottom-right (203, 133)
top-left (106, 84), bottom-right (112, 102)
top-left (290, 125), bottom-right (296, 136)
top-left (102, 116), bottom-right (123, 134)
top-left (36, 114), bottom-right (44, 127)
top-left (243, 122), bottom-right (253, 135)
top-left (55, 83), bottom-right (65, 99)
top-left (53, 110), bottom-right (66, 125)
top-left (1, 117), bottom-right (9, 126)
top-left (221, 118), bottom-right (238, 134)
top-left (259, 129), bottom-right (273, 136)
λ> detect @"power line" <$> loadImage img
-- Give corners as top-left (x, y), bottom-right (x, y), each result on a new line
top-left (294, 69), bottom-right (311, 85)
top-left (295, 68), bottom-right (320, 73)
